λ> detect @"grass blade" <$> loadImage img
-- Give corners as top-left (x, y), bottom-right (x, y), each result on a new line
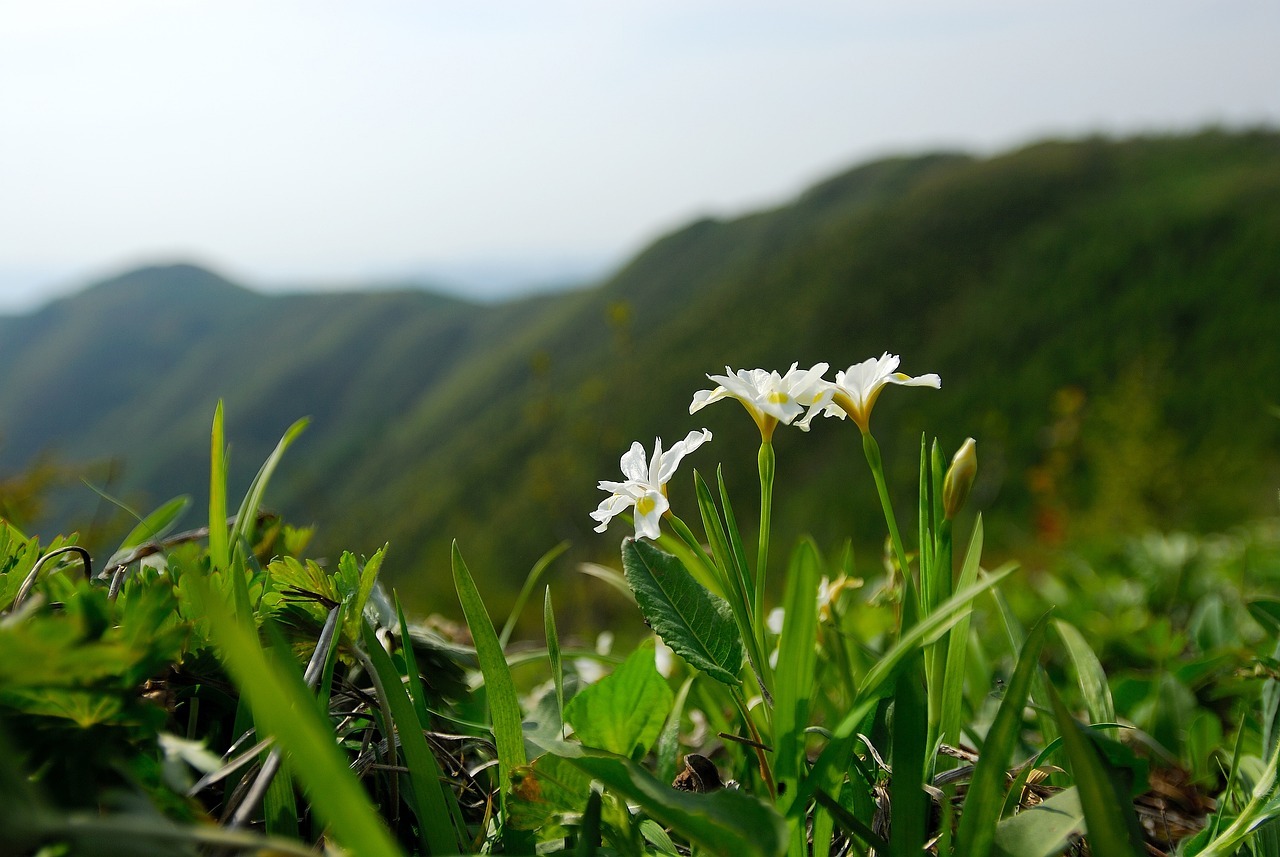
top-left (208, 401), bottom-right (229, 571)
top-left (1046, 682), bottom-right (1146, 856)
top-left (858, 563), bottom-right (1016, 702)
top-left (545, 586), bottom-right (565, 738)
top-left (500, 540), bottom-right (568, 647)
top-left (192, 576), bottom-right (401, 856)
top-left (955, 613), bottom-right (1050, 857)
top-left (452, 542), bottom-right (527, 797)
top-left (940, 515), bottom-right (984, 751)
top-left (230, 416), bottom-right (309, 555)
top-left (361, 618), bottom-right (464, 854)
top-left (1053, 619), bottom-right (1116, 738)
top-left (773, 539), bottom-right (820, 815)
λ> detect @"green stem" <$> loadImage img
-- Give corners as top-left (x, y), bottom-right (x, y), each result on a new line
top-left (862, 432), bottom-right (911, 586)
top-left (731, 688), bottom-right (777, 800)
top-left (756, 441), bottom-right (775, 631)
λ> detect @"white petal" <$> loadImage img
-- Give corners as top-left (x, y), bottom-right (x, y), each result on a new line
top-left (632, 491), bottom-right (669, 540)
top-left (619, 442), bottom-right (649, 482)
top-left (689, 385), bottom-right (728, 414)
top-left (655, 429), bottom-right (712, 484)
top-left (591, 493), bottom-right (634, 532)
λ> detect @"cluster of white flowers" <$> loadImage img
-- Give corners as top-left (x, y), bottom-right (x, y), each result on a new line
top-left (591, 353), bottom-right (939, 540)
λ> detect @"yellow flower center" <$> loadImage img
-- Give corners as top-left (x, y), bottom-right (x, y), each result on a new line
top-left (767, 391), bottom-right (790, 405)
top-left (635, 495), bottom-right (657, 517)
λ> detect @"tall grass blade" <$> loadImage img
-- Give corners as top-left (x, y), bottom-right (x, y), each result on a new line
top-left (891, 587), bottom-right (928, 857)
top-left (1046, 683), bottom-right (1146, 856)
top-left (859, 563), bottom-right (1016, 702)
top-left (208, 401), bottom-right (229, 571)
top-left (774, 539), bottom-right (820, 815)
top-left (955, 613), bottom-right (1050, 857)
top-left (1053, 619), bottom-right (1116, 738)
top-left (109, 495), bottom-right (190, 564)
top-left (500, 541), bottom-right (568, 647)
top-left (694, 471), bottom-right (772, 703)
top-left (451, 542), bottom-right (527, 796)
top-left (361, 619), bottom-right (463, 853)
top-left (192, 576), bottom-right (401, 856)
top-left (545, 586), bottom-right (565, 737)
top-left (940, 517), bottom-right (985, 750)
top-left (229, 416), bottom-right (309, 555)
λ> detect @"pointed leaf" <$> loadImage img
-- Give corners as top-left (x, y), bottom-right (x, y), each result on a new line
top-left (622, 538), bottom-right (743, 686)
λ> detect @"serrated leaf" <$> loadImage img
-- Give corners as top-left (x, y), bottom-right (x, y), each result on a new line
top-left (565, 639), bottom-right (673, 760)
top-left (621, 538), bottom-right (743, 686)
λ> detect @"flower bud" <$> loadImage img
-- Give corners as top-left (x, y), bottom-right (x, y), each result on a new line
top-left (943, 438), bottom-right (977, 520)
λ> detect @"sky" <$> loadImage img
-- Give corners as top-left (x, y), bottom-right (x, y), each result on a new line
top-left (1, 0), bottom-right (1276, 309)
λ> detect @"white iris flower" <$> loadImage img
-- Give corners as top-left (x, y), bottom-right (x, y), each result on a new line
top-left (798, 353), bottom-right (940, 433)
top-left (591, 429), bottom-right (713, 540)
top-left (688, 363), bottom-right (831, 441)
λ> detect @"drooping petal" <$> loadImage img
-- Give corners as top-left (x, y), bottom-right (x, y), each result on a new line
top-left (591, 492), bottom-right (635, 532)
top-left (655, 429), bottom-right (713, 484)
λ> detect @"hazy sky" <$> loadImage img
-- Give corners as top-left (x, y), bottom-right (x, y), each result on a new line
top-left (1, 0), bottom-right (1276, 307)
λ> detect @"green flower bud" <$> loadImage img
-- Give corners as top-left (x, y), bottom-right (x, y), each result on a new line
top-left (943, 438), bottom-right (977, 520)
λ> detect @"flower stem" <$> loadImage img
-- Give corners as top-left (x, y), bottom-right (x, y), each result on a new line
top-left (756, 440), bottom-right (775, 630)
top-left (862, 431), bottom-right (911, 588)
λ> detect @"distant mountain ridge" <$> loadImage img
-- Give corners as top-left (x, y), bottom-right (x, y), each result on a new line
top-left (2, 129), bottom-right (1278, 614)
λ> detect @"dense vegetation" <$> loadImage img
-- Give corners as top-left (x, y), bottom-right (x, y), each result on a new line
top-left (2, 130), bottom-right (1279, 620)
top-left (3, 386), bottom-right (1279, 856)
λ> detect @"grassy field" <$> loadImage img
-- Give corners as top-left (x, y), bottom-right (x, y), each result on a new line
top-left (3, 356), bottom-right (1280, 856)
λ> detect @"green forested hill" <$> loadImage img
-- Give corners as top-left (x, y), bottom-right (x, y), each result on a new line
top-left (2, 130), bottom-right (1278, 615)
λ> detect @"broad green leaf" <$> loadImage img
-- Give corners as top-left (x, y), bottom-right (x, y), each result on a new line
top-left (557, 745), bottom-right (788, 857)
top-left (956, 614), bottom-right (1050, 857)
top-left (622, 538), bottom-right (743, 686)
top-left (1054, 618), bottom-right (1116, 737)
top-left (452, 542), bottom-right (527, 796)
top-left (509, 752), bottom-right (594, 829)
top-left (1046, 683), bottom-right (1146, 856)
top-left (565, 639), bottom-right (673, 760)
top-left (993, 787), bottom-right (1084, 857)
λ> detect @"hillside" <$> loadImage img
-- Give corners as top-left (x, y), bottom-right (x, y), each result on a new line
top-left (2, 129), bottom-right (1279, 616)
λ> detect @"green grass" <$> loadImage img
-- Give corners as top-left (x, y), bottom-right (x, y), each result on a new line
top-left (2, 360), bottom-right (1280, 857)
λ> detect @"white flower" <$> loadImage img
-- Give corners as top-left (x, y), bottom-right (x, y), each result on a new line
top-left (689, 363), bottom-right (832, 440)
top-left (591, 429), bottom-right (712, 539)
top-left (798, 353), bottom-right (940, 433)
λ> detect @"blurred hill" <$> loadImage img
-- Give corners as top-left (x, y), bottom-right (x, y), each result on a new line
top-left (2, 129), bottom-right (1278, 616)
